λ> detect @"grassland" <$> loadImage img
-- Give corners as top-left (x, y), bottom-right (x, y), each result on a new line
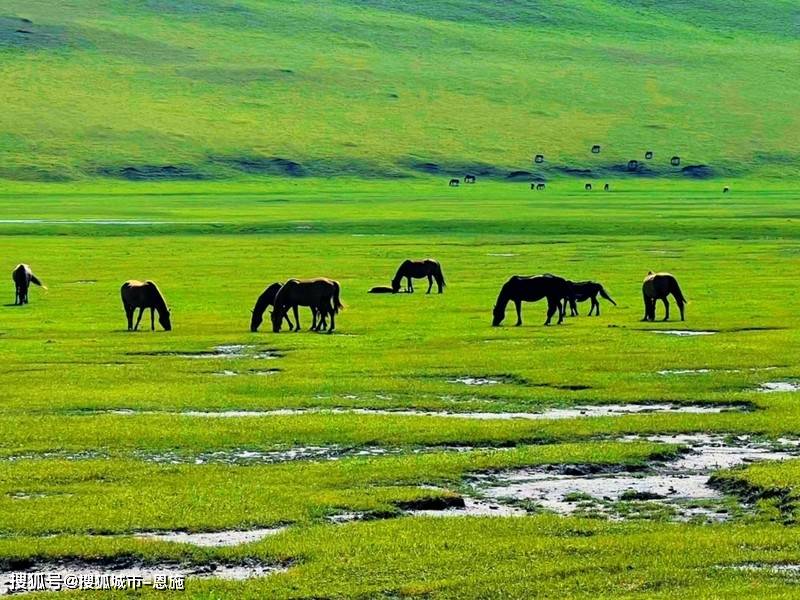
top-left (2, 0), bottom-right (800, 597)
top-left (1, 182), bottom-right (800, 597)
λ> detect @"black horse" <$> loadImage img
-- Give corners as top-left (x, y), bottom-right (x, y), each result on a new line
top-left (12, 264), bottom-right (45, 305)
top-left (492, 274), bottom-right (570, 326)
top-left (250, 282), bottom-right (295, 332)
top-left (464, 174), bottom-right (476, 184)
top-left (563, 281), bottom-right (617, 316)
top-left (448, 178), bottom-right (460, 187)
top-left (391, 259), bottom-right (445, 294)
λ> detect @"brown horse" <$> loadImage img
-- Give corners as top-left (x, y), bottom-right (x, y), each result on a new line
top-left (391, 259), bottom-right (445, 294)
top-left (12, 264), bottom-right (45, 305)
top-left (121, 280), bottom-right (171, 331)
top-left (492, 274), bottom-right (570, 326)
top-left (250, 282), bottom-right (297, 332)
top-left (642, 272), bottom-right (686, 321)
top-left (563, 280), bottom-right (616, 316)
top-left (271, 278), bottom-right (343, 333)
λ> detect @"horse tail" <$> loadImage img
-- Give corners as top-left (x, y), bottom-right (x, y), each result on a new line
top-left (332, 282), bottom-right (344, 314)
top-left (29, 273), bottom-right (46, 289)
top-left (598, 286), bottom-right (616, 305)
top-left (436, 263), bottom-right (446, 288)
top-left (671, 277), bottom-right (687, 304)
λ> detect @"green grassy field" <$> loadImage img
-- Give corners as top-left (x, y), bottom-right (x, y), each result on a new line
top-left (2, 0), bottom-right (800, 597)
top-left (1, 182), bottom-right (800, 597)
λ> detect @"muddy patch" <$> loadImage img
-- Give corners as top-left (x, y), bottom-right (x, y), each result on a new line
top-left (0, 559), bottom-right (287, 594)
top-left (135, 527), bottom-right (286, 547)
top-left (758, 381), bottom-right (800, 393)
top-left (405, 495), bottom-right (526, 518)
top-left (465, 435), bottom-right (796, 522)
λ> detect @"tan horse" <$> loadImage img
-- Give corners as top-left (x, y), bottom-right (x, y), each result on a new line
top-left (271, 278), bottom-right (343, 333)
top-left (12, 264), bottom-right (45, 305)
top-left (642, 272), bottom-right (686, 321)
top-left (391, 259), bottom-right (445, 294)
top-left (121, 280), bottom-right (172, 331)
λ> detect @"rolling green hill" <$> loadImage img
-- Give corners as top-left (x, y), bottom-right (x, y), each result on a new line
top-left (1, 0), bottom-right (798, 182)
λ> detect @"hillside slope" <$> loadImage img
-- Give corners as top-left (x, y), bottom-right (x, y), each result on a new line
top-left (0, 0), bottom-right (798, 181)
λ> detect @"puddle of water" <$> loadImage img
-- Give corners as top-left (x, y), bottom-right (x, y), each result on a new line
top-left (653, 330), bottom-right (717, 337)
top-left (104, 404), bottom-right (741, 421)
top-left (135, 527), bottom-right (285, 547)
top-left (212, 369), bottom-right (280, 377)
top-left (131, 346), bottom-right (281, 360)
top-left (487, 253), bottom-right (518, 257)
top-left (0, 560), bottom-right (285, 595)
top-left (448, 377), bottom-right (503, 386)
top-left (758, 381), bottom-right (800, 393)
top-left (469, 435), bottom-right (796, 522)
top-left (658, 367), bottom-right (779, 376)
top-left (140, 445), bottom-right (475, 466)
top-left (728, 564), bottom-right (800, 575)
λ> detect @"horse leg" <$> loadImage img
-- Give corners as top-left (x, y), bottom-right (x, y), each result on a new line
top-left (556, 298), bottom-right (564, 324)
top-left (661, 297), bottom-right (670, 321)
top-left (641, 293), bottom-right (651, 321)
top-left (407, 276), bottom-right (413, 293)
top-left (125, 306), bottom-right (134, 331)
top-left (293, 306), bottom-right (301, 331)
top-left (592, 297), bottom-right (599, 316)
top-left (544, 299), bottom-right (557, 326)
top-left (677, 299), bottom-right (685, 321)
top-left (426, 274), bottom-right (433, 294)
top-left (514, 300), bottom-right (522, 326)
top-left (327, 305), bottom-right (335, 333)
top-left (134, 307), bottom-right (144, 331)
top-left (150, 308), bottom-right (155, 331)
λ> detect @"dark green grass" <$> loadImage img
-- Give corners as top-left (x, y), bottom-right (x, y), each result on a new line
top-left (1, 1), bottom-right (798, 181)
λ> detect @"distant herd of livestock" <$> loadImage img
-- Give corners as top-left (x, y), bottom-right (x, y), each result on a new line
top-left (447, 146), bottom-right (730, 193)
top-left (11, 260), bottom-right (687, 333)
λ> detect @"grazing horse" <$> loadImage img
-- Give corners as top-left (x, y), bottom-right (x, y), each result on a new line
top-left (391, 259), bottom-right (445, 294)
top-left (492, 274), bottom-right (570, 327)
top-left (585, 183), bottom-right (592, 191)
top-left (563, 281), bottom-right (617, 316)
top-left (671, 156), bottom-right (681, 166)
top-left (536, 182), bottom-right (546, 190)
top-left (603, 183), bottom-right (610, 191)
top-left (121, 280), bottom-right (171, 331)
top-left (642, 271), bottom-right (686, 322)
top-left (250, 282), bottom-right (297, 332)
top-left (271, 278), bottom-right (343, 333)
top-left (534, 154), bottom-right (544, 163)
top-left (592, 145), bottom-right (601, 154)
top-left (723, 186), bottom-right (730, 193)
top-left (645, 151), bottom-right (653, 160)
top-left (448, 178), bottom-right (460, 187)
top-left (464, 174), bottom-right (476, 184)
top-left (12, 264), bottom-right (45, 305)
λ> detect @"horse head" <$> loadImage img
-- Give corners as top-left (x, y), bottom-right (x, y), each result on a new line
top-left (270, 306), bottom-right (284, 332)
top-left (491, 305), bottom-right (504, 327)
top-left (159, 308), bottom-right (172, 331)
top-left (250, 308), bottom-right (264, 332)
